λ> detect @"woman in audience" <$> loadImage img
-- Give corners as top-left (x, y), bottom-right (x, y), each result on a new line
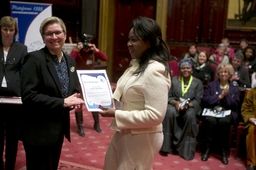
top-left (230, 52), bottom-right (251, 88)
top-left (160, 57), bottom-right (203, 160)
top-left (221, 38), bottom-right (234, 59)
top-left (193, 51), bottom-right (215, 85)
top-left (236, 38), bottom-right (249, 54)
top-left (201, 63), bottom-right (240, 165)
top-left (209, 43), bottom-right (229, 65)
top-left (241, 84), bottom-right (256, 170)
top-left (181, 43), bottom-right (198, 61)
top-left (242, 46), bottom-right (256, 76)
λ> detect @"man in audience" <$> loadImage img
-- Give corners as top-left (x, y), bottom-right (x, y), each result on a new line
top-left (70, 40), bottom-right (108, 136)
top-left (230, 52), bottom-right (251, 88)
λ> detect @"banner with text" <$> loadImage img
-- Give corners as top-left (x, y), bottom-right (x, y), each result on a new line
top-left (10, 1), bottom-right (52, 52)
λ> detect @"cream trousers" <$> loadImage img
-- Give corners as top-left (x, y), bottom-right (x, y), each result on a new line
top-left (103, 130), bottom-right (163, 170)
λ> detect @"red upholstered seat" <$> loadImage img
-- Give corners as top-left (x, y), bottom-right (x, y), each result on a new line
top-left (210, 63), bottom-right (217, 80)
top-left (197, 46), bottom-right (212, 56)
top-left (235, 122), bottom-right (247, 157)
top-left (169, 61), bottom-right (179, 77)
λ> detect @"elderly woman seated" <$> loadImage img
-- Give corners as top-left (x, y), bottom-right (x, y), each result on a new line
top-left (200, 63), bottom-right (240, 165)
top-left (159, 58), bottom-right (204, 160)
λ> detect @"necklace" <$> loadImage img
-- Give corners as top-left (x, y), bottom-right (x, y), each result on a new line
top-left (220, 84), bottom-right (228, 89)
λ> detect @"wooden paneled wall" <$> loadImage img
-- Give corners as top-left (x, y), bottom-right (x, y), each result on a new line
top-left (166, 0), bottom-right (256, 60)
top-left (2, 0), bottom-right (256, 78)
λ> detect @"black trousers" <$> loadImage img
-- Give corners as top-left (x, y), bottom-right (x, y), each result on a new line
top-left (23, 134), bottom-right (64, 170)
top-left (201, 115), bottom-right (232, 151)
top-left (0, 104), bottom-right (20, 170)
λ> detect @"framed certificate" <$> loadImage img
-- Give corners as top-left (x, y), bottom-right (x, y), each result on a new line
top-left (76, 70), bottom-right (113, 112)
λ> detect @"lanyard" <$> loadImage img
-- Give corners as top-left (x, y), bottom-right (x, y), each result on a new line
top-left (181, 76), bottom-right (193, 96)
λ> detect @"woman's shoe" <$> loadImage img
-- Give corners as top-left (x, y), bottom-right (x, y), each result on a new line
top-left (246, 164), bottom-right (255, 170)
top-left (159, 151), bottom-right (168, 156)
top-left (201, 148), bottom-right (210, 161)
top-left (220, 151), bottom-right (228, 165)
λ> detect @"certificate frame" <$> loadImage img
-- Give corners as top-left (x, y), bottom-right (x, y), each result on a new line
top-left (76, 70), bottom-right (113, 112)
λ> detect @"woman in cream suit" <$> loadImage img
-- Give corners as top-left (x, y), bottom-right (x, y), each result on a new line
top-left (99, 16), bottom-right (171, 170)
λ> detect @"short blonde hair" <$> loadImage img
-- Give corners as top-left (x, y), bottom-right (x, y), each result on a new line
top-left (216, 63), bottom-right (234, 79)
top-left (39, 16), bottom-right (66, 38)
top-left (0, 16), bottom-right (18, 36)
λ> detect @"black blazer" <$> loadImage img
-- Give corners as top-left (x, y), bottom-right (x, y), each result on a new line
top-left (0, 41), bottom-right (27, 96)
top-left (20, 47), bottom-right (79, 146)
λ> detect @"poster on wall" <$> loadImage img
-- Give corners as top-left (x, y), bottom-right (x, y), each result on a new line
top-left (10, 1), bottom-right (52, 52)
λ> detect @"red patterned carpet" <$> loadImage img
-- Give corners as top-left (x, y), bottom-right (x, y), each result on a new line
top-left (12, 107), bottom-right (246, 170)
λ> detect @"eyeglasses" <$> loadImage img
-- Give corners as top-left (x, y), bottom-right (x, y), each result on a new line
top-left (1, 27), bottom-right (15, 33)
top-left (44, 30), bottom-right (63, 37)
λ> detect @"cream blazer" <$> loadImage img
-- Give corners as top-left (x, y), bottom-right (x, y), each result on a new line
top-left (110, 60), bottom-right (171, 134)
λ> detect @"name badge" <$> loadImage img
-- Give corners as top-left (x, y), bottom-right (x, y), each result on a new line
top-left (86, 60), bottom-right (92, 65)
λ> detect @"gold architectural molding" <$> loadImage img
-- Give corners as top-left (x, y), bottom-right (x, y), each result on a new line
top-left (156, 0), bottom-right (168, 41)
top-left (98, 0), bottom-right (115, 78)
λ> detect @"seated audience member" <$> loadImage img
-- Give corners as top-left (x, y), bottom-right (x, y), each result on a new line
top-left (181, 43), bottom-right (199, 61)
top-left (236, 38), bottom-right (249, 54)
top-left (241, 88), bottom-right (256, 170)
top-left (201, 63), bottom-right (240, 165)
top-left (70, 41), bottom-right (108, 136)
top-left (221, 38), bottom-right (234, 59)
top-left (160, 58), bottom-right (204, 160)
top-left (242, 46), bottom-right (256, 76)
top-left (230, 52), bottom-right (251, 88)
top-left (251, 72), bottom-right (256, 88)
top-left (214, 38), bottom-right (235, 60)
top-left (209, 43), bottom-right (229, 65)
top-left (193, 51), bottom-right (215, 86)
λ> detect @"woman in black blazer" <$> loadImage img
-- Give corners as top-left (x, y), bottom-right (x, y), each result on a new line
top-left (20, 16), bottom-right (84, 170)
top-left (0, 16), bottom-right (27, 170)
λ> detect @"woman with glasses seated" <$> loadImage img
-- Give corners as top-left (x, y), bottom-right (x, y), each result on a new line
top-left (200, 63), bottom-right (240, 165)
top-left (160, 57), bottom-right (204, 160)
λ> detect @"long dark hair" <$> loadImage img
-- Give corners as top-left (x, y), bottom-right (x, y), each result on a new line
top-left (243, 46), bottom-right (256, 62)
top-left (131, 16), bottom-right (171, 75)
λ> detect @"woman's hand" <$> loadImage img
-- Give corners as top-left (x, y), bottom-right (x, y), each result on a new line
top-left (249, 118), bottom-right (256, 125)
top-left (64, 93), bottom-right (84, 109)
top-left (222, 87), bottom-right (229, 97)
top-left (170, 100), bottom-right (180, 111)
top-left (98, 105), bottom-right (116, 117)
